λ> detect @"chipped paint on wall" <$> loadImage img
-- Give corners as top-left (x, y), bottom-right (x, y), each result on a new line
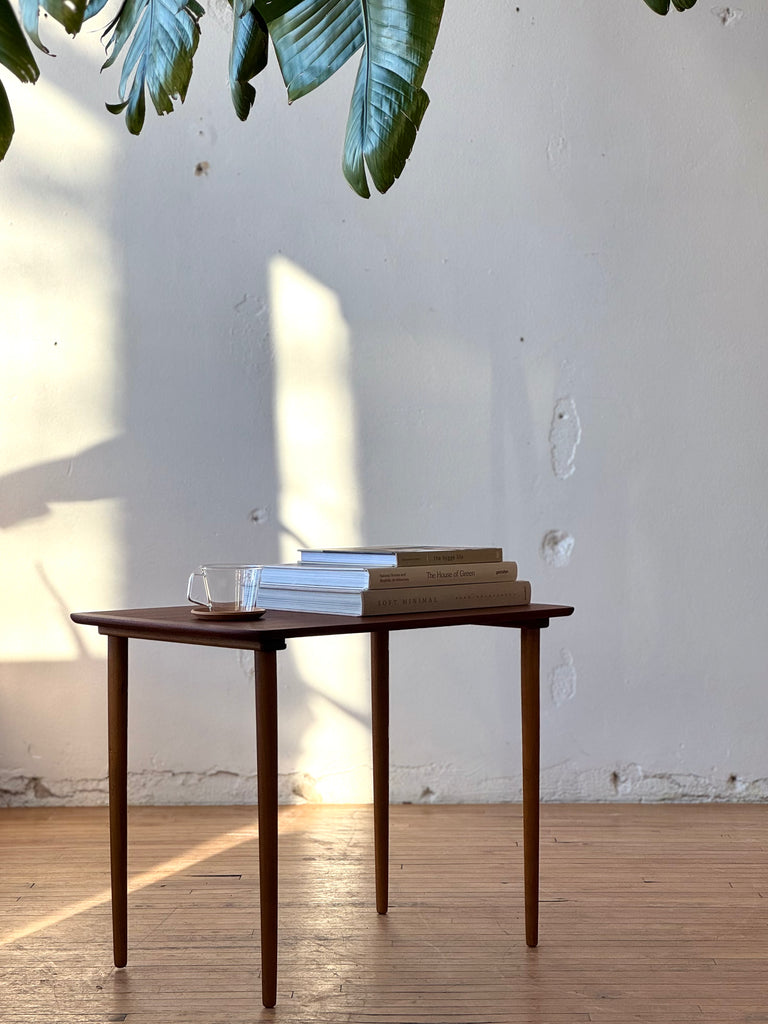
top-left (549, 397), bottom-right (581, 479)
top-left (541, 529), bottom-right (575, 568)
top-left (602, 763), bottom-right (768, 803)
top-left (0, 768), bottom-right (327, 808)
top-left (712, 6), bottom-right (743, 26)
top-left (6, 762), bottom-right (768, 806)
top-left (550, 648), bottom-right (576, 706)
top-left (537, 764), bottom-right (768, 804)
top-left (3, 4), bottom-right (768, 812)
top-left (546, 134), bottom-right (570, 172)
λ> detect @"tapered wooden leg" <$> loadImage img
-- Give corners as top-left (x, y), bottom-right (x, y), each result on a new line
top-left (370, 631), bottom-right (389, 915)
top-left (107, 635), bottom-right (128, 968)
top-left (520, 627), bottom-right (540, 947)
top-left (254, 648), bottom-right (279, 1008)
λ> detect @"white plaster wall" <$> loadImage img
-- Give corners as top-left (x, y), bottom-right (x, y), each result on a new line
top-left (2, 2), bottom-right (767, 806)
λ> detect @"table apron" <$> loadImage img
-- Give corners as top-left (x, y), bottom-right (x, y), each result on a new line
top-left (96, 626), bottom-right (288, 652)
top-left (94, 619), bottom-right (552, 651)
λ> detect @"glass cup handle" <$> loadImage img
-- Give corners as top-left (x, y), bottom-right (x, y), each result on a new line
top-left (187, 570), bottom-right (210, 609)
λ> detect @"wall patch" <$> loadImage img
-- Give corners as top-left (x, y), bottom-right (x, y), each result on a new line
top-left (550, 648), bottom-right (577, 707)
top-left (541, 529), bottom-right (575, 568)
top-left (549, 396), bottom-right (582, 478)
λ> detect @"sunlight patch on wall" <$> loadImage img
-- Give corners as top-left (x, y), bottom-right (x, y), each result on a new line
top-left (269, 256), bottom-right (370, 801)
top-left (0, 76), bottom-right (123, 661)
top-left (269, 255), bottom-right (362, 547)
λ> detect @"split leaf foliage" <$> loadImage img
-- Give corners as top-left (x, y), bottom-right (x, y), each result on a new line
top-left (102, 0), bottom-right (204, 134)
top-left (1, 0), bottom-right (699, 194)
top-left (0, 0), bottom-right (37, 158)
top-left (642, 0), bottom-right (697, 12)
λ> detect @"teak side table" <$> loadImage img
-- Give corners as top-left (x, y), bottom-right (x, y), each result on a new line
top-left (70, 602), bottom-right (574, 1008)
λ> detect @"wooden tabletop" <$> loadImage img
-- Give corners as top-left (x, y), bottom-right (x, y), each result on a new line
top-left (70, 604), bottom-right (574, 651)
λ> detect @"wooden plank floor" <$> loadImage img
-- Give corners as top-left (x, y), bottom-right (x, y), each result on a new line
top-left (2, 803), bottom-right (768, 1023)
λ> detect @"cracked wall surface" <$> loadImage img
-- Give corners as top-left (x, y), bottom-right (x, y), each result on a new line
top-left (5, 763), bottom-right (768, 808)
top-left (2, 3), bottom-right (768, 807)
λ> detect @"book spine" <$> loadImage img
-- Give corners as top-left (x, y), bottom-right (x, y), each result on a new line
top-left (395, 547), bottom-right (503, 566)
top-left (365, 561), bottom-right (518, 589)
top-left (359, 580), bottom-right (531, 614)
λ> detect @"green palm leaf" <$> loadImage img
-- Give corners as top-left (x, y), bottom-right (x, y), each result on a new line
top-left (643, 0), bottom-right (697, 13)
top-left (257, 0), bottom-right (444, 197)
top-left (1, 0), bottom-right (38, 78)
top-left (102, 0), bottom-right (204, 134)
top-left (342, 0), bottom-right (444, 197)
top-left (0, 0), bottom-right (39, 159)
top-left (17, 0), bottom-right (92, 53)
top-left (0, 80), bottom-right (12, 158)
top-left (257, 0), bottom-right (365, 101)
top-left (229, 0), bottom-right (268, 120)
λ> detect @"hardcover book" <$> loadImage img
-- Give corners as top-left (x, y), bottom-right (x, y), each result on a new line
top-left (258, 580), bottom-right (531, 616)
top-left (297, 545), bottom-right (504, 567)
top-left (260, 561), bottom-right (518, 590)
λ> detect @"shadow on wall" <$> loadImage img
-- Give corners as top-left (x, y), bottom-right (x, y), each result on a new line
top-left (1, 226), bottom-right (547, 806)
top-left (2, 31), bottom-right (549, 804)
top-left (0, 240), bottom-right (378, 805)
top-left (0, 440), bottom-right (127, 529)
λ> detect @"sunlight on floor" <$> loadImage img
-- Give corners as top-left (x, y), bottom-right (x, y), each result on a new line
top-left (1, 825), bottom-right (253, 947)
top-left (0, 808), bottom-right (323, 948)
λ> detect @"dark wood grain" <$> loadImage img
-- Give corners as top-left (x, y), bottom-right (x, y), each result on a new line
top-left (521, 626), bottom-right (541, 947)
top-left (70, 600), bottom-right (574, 1008)
top-left (254, 650), bottom-right (278, 1008)
top-left (107, 635), bottom-right (128, 968)
top-left (370, 631), bottom-right (390, 915)
top-left (71, 603), bottom-right (573, 649)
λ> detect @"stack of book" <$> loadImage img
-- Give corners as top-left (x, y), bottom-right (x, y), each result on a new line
top-left (257, 546), bottom-right (531, 616)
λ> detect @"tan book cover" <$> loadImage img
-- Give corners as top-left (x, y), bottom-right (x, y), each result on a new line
top-left (260, 560), bottom-right (518, 590)
top-left (258, 580), bottom-right (531, 616)
top-left (298, 545), bottom-right (504, 567)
